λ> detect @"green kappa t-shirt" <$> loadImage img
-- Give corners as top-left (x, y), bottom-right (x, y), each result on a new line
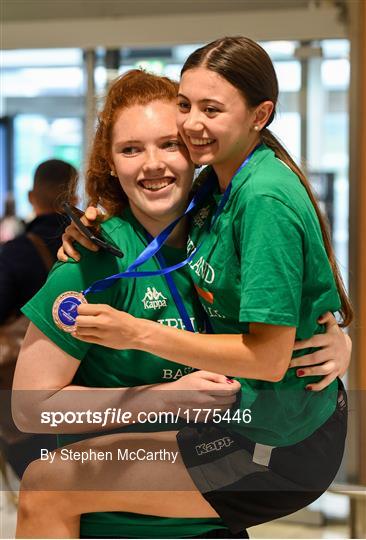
top-left (22, 208), bottom-right (224, 538)
top-left (188, 144), bottom-right (341, 447)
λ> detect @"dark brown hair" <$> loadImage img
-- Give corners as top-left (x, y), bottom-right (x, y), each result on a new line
top-left (33, 158), bottom-right (78, 211)
top-left (86, 69), bottom-right (179, 216)
top-left (182, 36), bottom-right (352, 326)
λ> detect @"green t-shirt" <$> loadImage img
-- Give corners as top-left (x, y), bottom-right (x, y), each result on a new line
top-left (188, 144), bottom-right (341, 446)
top-left (22, 208), bottom-right (224, 538)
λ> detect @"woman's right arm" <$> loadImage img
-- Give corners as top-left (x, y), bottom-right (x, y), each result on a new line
top-left (12, 323), bottom-right (239, 434)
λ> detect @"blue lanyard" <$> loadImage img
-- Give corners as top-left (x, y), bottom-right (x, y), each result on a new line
top-left (148, 237), bottom-right (215, 335)
top-left (146, 232), bottom-right (195, 333)
top-left (82, 176), bottom-right (213, 295)
top-left (82, 145), bottom-right (259, 297)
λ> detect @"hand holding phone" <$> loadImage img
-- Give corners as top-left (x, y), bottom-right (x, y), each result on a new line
top-left (62, 203), bottom-right (124, 258)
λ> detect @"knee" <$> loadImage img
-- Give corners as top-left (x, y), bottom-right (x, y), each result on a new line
top-left (18, 459), bottom-right (77, 520)
top-left (18, 460), bottom-right (56, 519)
top-left (21, 451), bottom-right (79, 491)
top-left (20, 459), bottom-right (49, 492)
top-left (17, 488), bottom-right (48, 522)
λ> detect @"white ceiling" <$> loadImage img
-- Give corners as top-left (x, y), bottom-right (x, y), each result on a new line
top-left (2, 1), bottom-right (347, 50)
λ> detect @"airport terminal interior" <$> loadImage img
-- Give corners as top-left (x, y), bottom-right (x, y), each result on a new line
top-left (1, 1), bottom-right (365, 539)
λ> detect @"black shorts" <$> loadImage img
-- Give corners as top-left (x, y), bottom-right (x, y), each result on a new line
top-left (176, 380), bottom-right (347, 534)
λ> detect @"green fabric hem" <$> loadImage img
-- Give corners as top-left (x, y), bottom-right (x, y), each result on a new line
top-left (80, 517), bottom-right (225, 538)
top-left (239, 308), bottom-right (298, 327)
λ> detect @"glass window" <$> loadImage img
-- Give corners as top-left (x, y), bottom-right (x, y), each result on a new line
top-left (260, 40), bottom-right (297, 59)
top-left (271, 112), bottom-right (301, 163)
top-left (321, 59), bottom-right (350, 90)
top-left (2, 49), bottom-right (84, 219)
top-left (13, 116), bottom-right (82, 218)
top-left (307, 39), bottom-right (350, 285)
top-left (274, 61), bottom-right (301, 92)
top-left (321, 39), bottom-right (350, 59)
top-left (3, 68), bottom-right (83, 98)
top-left (2, 49), bottom-right (82, 68)
top-left (271, 60), bottom-right (301, 164)
top-left (2, 49), bottom-right (84, 97)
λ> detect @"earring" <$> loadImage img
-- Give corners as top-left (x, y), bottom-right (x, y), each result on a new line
top-left (110, 170), bottom-right (117, 177)
top-left (253, 125), bottom-right (260, 132)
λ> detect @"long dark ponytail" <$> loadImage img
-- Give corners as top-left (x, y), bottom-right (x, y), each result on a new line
top-left (182, 36), bottom-right (353, 327)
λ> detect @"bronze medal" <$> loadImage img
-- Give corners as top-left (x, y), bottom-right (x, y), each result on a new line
top-left (52, 291), bottom-right (87, 333)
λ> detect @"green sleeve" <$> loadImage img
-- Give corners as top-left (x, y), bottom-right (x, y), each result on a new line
top-left (238, 194), bottom-right (304, 326)
top-left (21, 246), bottom-right (122, 360)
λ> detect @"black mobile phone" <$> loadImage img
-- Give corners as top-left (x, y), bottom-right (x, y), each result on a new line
top-left (62, 203), bottom-right (124, 258)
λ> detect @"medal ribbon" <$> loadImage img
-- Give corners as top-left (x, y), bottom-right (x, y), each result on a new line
top-left (82, 145), bottom-right (260, 297)
top-left (146, 233), bottom-right (195, 333)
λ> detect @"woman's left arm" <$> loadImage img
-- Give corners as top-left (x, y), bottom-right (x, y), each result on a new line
top-left (73, 307), bottom-right (350, 388)
top-left (73, 304), bottom-right (295, 382)
top-left (290, 311), bottom-right (352, 391)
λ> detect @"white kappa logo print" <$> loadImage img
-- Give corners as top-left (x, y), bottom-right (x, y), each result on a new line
top-left (195, 436), bottom-right (234, 455)
top-left (142, 287), bottom-right (168, 310)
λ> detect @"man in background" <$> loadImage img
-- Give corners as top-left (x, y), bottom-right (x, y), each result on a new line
top-left (0, 158), bottom-right (78, 323)
top-left (0, 158), bottom-right (78, 479)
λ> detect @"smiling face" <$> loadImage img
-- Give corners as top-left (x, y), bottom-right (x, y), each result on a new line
top-left (110, 100), bottom-right (195, 228)
top-left (177, 67), bottom-right (262, 186)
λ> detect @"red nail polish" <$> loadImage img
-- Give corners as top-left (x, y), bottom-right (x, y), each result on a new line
top-left (226, 378), bottom-right (234, 384)
top-left (297, 370), bottom-right (305, 376)
top-left (306, 385), bottom-right (312, 391)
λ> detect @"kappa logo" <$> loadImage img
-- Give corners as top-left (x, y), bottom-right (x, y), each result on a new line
top-left (195, 436), bottom-right (234, 455)
top-left (142, 287), bottom-right (168, 310)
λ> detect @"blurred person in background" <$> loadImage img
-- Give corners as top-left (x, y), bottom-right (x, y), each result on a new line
top-left (0, 194), bottom-right (25, 243)
top-left (0, 158), bottom-right (78, 480)
top-left (0, 158), bottom-right (78, 324)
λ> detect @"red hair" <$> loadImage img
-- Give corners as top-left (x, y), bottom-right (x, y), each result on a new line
top-left (86, 70), bottom-right (179, 216)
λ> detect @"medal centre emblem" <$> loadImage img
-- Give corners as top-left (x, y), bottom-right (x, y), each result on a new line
top-left (52, 291), bottom-right (87, 332)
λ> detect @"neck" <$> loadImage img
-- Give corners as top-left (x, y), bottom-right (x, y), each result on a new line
top-left (34, 207), bottom-right (55, 216)
top-left (130, 207), bottom-right (188, 248)
top-left (214, 136), bottom-right (260, 193)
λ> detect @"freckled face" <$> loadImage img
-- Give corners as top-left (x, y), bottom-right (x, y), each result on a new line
top-left (110, 100), bottom-right (195, 224)
top-left (177, 68), bottom-right (257, 173)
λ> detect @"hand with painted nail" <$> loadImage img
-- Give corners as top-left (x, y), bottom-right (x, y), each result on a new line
top-left (168, 370), bottom-right (241, 421)
top-left (290, 312), bottom-right (352, 391)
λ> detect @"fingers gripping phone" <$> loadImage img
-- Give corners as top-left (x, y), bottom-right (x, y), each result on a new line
top-left (62, 203), bottom-right (124, 258)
